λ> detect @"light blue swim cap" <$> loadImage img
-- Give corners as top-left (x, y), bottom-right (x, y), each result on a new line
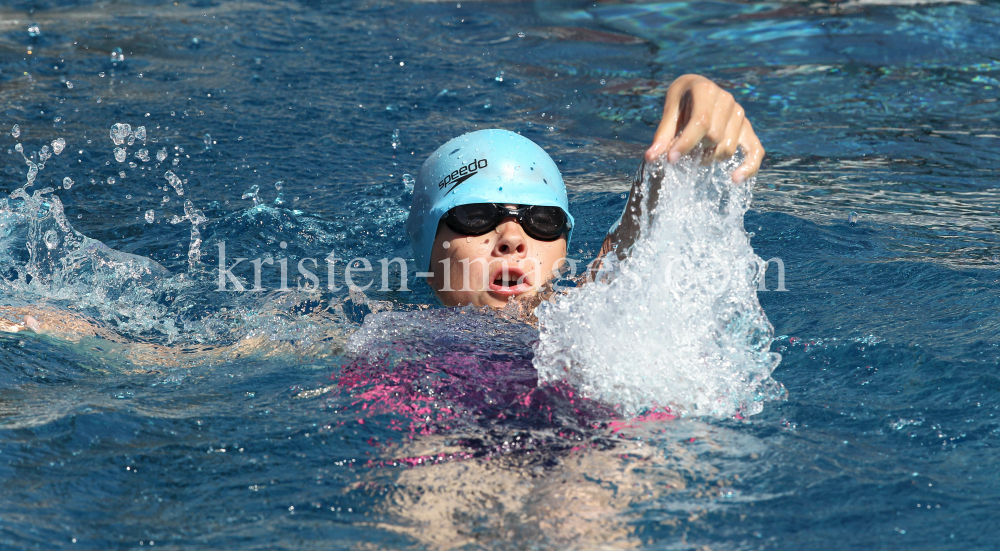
top-left (407, 129), bottom-right (574, 273)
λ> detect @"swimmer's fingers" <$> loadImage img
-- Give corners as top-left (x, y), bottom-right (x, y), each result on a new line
top-left (0, 315), bottom-right (43, 334)
top-left (732, 118), bottom-right (765, 184)
top-left (0, 319), bottom-right (25, 333)
top-left (665, 76), bottom-right (728, 163)
top-left (711, 101), bottom-right (745, 164)
top-left (644, 76), bottom-right (690, 163)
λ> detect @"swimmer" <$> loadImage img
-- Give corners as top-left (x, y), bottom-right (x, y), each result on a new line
top-left (5, 74), bottom-right (759, 351)
top-left (409, 74), bottom-right (763, 308)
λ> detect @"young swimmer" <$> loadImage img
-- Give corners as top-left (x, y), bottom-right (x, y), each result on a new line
top-left (409, 74), bottom-right (763, 308)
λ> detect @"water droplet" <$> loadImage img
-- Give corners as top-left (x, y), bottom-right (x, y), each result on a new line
top-left (495, 71), bottom-right (504, 83)
top-left (28, 24), bottom-right (41, 38)
top-left (119, 171), bottom-right (126, 178)
top-left (600, 79), bottom-right (606, 85)
top-left (98, 72), bottom-right (105, 78)
top-left (39, 145), bottom-right (51, 163)
top-left (203, 133), bottom-right (212, 150)
top-left (43, 230), bottom-right (59, 249)
top-left (274, 180), bottom-right (283, 190)
top-left (15, 143), bottom-right (23, 153)
top-left (125, 194), bottom-right (132, 199)
top-left (517, 31), bottom-right (525, 38)
top-left (114, 147), bottom-right (127, 162)
top-left (65, 81), bottom-right (74, 89)
top-left (107, 176), bottom-right (116, 185)
top-left (134, 126), bottom-right (146, 141)
top-left (391, 128), bottom-right (401, 150)
top-left (164, 171), bottom-right (184, 195)
top-left (110, 46), bottom-right (124, 64)
top-left (11, 125), bottom-right (20, 138)
top-left (483, 101), bottom-right (492, 109)
top-left (466, 236), bottom-right (472, 242)
top-left (402, 174), bottom-right (415, 193)
top-left (62, 177), bottom-right (73, 189)
top-left (242, 184), bottom-right (260, 206)
top-left (52, 138), bottom-right (66, 155)
top-left (135, 149), bottom-right (150, 162)
top-left (848, 211), bottom-right (859, 226)
top-left (145, 209), bottom-right (155, 223)
top-left (110, 123), bottom-right (131, 146)
top-left (274, 192), bottom-right (285, 206)
top-left (156, 148), bottom-right (167, 162)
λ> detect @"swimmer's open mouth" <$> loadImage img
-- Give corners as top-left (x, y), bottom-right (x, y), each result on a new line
top-left (488, 266), bottom-right (530, 296)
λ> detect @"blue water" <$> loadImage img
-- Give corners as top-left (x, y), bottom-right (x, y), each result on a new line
top-left (2, 0), bottom-right (999, 549)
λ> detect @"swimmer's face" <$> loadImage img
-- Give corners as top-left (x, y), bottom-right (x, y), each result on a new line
top-left (427, 213), bottom-right (567, 308)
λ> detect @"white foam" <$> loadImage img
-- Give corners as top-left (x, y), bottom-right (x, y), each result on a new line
top-left (533, 155), bottom-right (783, 418)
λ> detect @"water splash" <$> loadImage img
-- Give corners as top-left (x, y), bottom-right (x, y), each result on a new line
top-left (534, 155), bottom-right (783, 418)
top-left (170, 200), bottom-right (208, 270)
top-left (51, 138), bottom-right (66, 155)
top-left (0, 183), bottom-right (174, 337)
top-left (11, 125), bottom-right (20, 138)
top-left (0, 128), bottom-right (345, 349)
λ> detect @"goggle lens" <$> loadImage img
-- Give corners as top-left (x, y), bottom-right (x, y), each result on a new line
top-left (444, 204), bottom-right (568, 241)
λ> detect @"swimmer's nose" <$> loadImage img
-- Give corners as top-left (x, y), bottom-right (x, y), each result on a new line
top-left (494, 217), bottom-right (527, 257)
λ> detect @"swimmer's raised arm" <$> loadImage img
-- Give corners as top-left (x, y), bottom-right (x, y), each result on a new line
top-left (595, 75), bottom-right (764, 262)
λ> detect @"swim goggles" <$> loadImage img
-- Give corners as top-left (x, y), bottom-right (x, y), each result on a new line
top-left (442, 203), bottom-right (570, 241)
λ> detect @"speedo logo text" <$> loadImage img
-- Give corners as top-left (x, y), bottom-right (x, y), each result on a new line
top-left (438, 158), bottom-right (488, 195)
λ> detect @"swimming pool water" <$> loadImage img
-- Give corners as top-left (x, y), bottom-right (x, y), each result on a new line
top-left (1, 0), bottom-right (999, 549)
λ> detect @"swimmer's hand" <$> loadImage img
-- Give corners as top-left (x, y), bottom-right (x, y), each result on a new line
top-left (644, 74), bottom-right (764, 184)
top-left (0, 315), bottom-right (52, 335)
top-left (0, 318), bottom-right (28, 333)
